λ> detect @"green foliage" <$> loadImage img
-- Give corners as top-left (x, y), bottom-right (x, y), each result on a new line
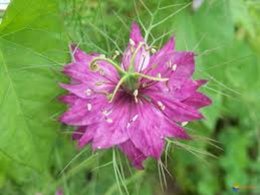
top-left (0, 0), bottom-right (260, 195)
top-left (0, 0), bottom-right (68, 171)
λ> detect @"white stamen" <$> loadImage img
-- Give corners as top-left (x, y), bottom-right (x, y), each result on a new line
top-left (87, 103), bottom-right (92, 111)
top-left (115, 50), bottom-right (120, 55)
top-left (106, 118), bottom-right (113, 123)
top-left (112, 50), bottom-right (120, 60)
top-left (127, 123), bottom-right (131, 128)
top-left (181, 121), bottom-right (188, 127)
top-left (167, 61), bottom-right (172, 68)
top-left (133, 89), bottom-right (139, 103)
top-left (131, 114), bottom-right (139, 122)
top-left (102, 110), bottom-right (112, 116)
top-left (95, 81), bottom-right (104, 86)
top-left (151, 48), bottom-right (157, 54)
top-left (85, 89), bottom-right (92, 96)
top-left (157, 101), bottom-right (165, 110)
top-left (129, 38), bottom-right (135, 46)
top-left (99, 69), bottom-right (105, 76)
top-left (99, 54), bottom-right (106, 58)
top-left (172, 64), bottom-right (177, 71)
top-left (157, 73), bottom-right (162, 78)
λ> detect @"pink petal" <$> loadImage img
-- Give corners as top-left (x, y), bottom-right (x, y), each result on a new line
top-left (119, 140), bottom-right (147, 169)
top-left (59, 97), bottom-right (106, 126)
top-left (182, 92), bottom-right (212, 109)
top-left (122, 22), bottom-right (150, 72)
top-left (78, 124), bottom-right (98, 147)
top-left (126, 102), bottom-right (165, 159)
top-left (72, 126), bottom-right (86, 140)
top-left (92, 93), bottom-right (132, 149)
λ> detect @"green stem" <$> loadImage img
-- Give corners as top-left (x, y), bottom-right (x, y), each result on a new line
top-left (134, 72), bottom-right (169, 82)
top-left (109, 75), bottom-right (129, 102)
top-left (90, 57), bottom-right (126, 75)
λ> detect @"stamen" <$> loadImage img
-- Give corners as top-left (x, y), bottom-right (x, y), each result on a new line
top-left (85, 89), bottom-right (92, 96)
top-left (133, 89), bottom-right (139, 103)
top-left (112, 50), bottom-right (120, 60)
top-left (151, 48), bottom-right (157, 54)
top-left (142, 83), bottom-right (147, 88)
top-left (172, 64), bottom-right (177, 71)
top-left (157, 73), bottom-right (161, 78)
top-left (181, 121), bottom-right (188, 126)
top-left (87, 103), bottom-right (92, 111)
top-left (157, 101), bottom-right (165, 110)
top-left (95, 81), bottom-right (104, 86)
top-left (106, 118), bottom-right (113, 123)
top-left (134, 72), bottom-right (169, 82)
top-left (127, 123), bottom-right (131, 128)
top-left (90, 63), bottom-right (100, 72)
top-left (102, 110), bottom-right (112, 116)
top-left (99, 69), bottom-right (105, 76)
top-left (131, 114), bottom-right (139, 122)
top-left (129, 38), bottom-right (135, 46)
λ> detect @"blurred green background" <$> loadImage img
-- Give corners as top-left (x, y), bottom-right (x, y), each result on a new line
top-left (0, 0), bottom-right (260, 194)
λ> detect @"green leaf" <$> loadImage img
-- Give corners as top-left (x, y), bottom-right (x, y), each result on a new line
top-left (0, 0), bottom-right (68, 171)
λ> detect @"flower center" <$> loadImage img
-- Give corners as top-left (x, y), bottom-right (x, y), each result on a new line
top-left (90, 56), bottom-right (168, 103)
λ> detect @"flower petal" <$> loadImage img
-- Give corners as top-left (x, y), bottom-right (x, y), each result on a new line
top-left (119, 140), bottom-right (147, 169)
top-left (183, 92), bottom-right (212, 109)
top-left (78, 124), bottom-right (97, 147)
top-left (122, 22), bottom-right (150, 72)
top-left (126, 102), bottom-right (165, 159)
top-left (143, 37), bottom-right (175, 76)
top-left (59, 97), bottom-right (106, 126)
top-left (92, 94), bottom-right (132, 149)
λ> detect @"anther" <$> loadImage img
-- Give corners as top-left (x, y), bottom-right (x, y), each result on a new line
top-left (102, 110), bottom-right (112, 116)
top-left (129, 38), bottom-right (135, 46)
top-left (131, 114), bottom-right (139, 122)
top-left (106, 118), bottom-right (113, 123)
top-left (95, 81), bottom-right (104, 86)
top-left (133, 89), bottom-right (139, 103)
top-left (85, 89), bottom-right (92, 96)
top-left (157, 101), bottom-right (165, 110)
top-left (87, 103), bottom-right (92, 111)
top-left (181, 121), bottom-right (188, 127)
top-left (151, 48), bottom-right (157, 54)
top-left (112, 50), bottom-right (120, 60)
top-left (90, 62), bottom-right (100, 72)
top-left (172, 64), bottom-right (177, 71)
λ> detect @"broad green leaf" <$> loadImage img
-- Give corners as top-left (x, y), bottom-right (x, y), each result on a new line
top-left (0, 0), bottom-right (68, 171)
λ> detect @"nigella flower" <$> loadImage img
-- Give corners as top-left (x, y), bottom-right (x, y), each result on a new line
top-left (59, 22), bottom-right (211, 169)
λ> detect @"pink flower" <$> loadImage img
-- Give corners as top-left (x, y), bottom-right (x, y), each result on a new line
top-left (59, 22), bottom-right (211, 169)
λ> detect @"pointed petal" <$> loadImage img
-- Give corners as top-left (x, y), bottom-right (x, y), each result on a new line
top-left (127, 102), bottom-right (165, 159)
top-left (59, 97), bottom-right (106, 126)
top-left (119, 140), bottom-right (147, 169)
top-left (72, 126), bottom-right (87, 140)
top-left (92, 94), bottom-right (131, 149)
top-left (122, 22), bottom-right (150, 72)
top-left (78, 124), bottom-right (98, 147)
top-left (183, 92), bottom-right (212, 109)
